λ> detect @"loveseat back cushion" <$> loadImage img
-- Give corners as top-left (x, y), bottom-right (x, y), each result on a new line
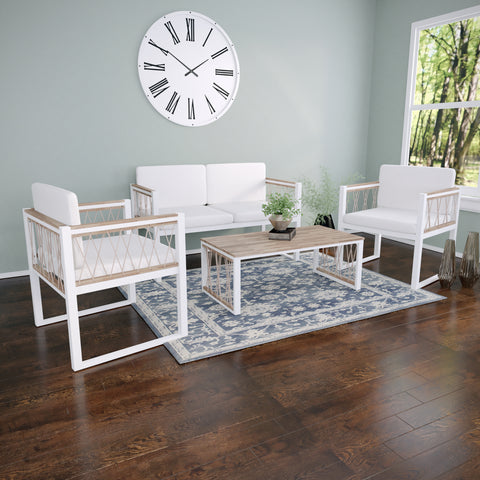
top-left (136, 165), bottom-right (207, 208)
top-left (377, 165), bottom-right (456, 211)
top-left (206, 163), bottom-right (266, 204)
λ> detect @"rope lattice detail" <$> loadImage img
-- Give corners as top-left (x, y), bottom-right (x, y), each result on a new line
top-left (205, 247), bottom-right (234, 310)
top-left (132, 190), bottom-right (153, 217)
top-left (28, 218), bottom-right (65, 293)
top-left (316, 243), bottom-right (358, 285)
top-left (348, 186), bottom-right (378, 213)
top-left (425, 193), bottom-right (458, 233)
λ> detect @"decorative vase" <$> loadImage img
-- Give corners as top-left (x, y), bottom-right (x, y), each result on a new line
top-left (459, 232), bottom-right (479, 288)
top-left (438, 239), bottom-right (456, 288)
top-left (314, 214), bottom-right (335, 229)
top-left (269, 215), bottom-right (292, 232)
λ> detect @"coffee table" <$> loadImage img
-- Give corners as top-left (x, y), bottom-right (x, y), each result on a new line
top-left (200, 226), bottom-right (364, 315)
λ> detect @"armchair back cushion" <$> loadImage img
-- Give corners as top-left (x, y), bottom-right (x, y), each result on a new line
top-left (31, 182), bottom-right (84, 268)
top-left (378, 165), bottom-right (456, 211)
top-left (136, 165), bottom-right (207, 208)
top-left (32, 182), bottom-right (81, 226)
top-left (206, 163), bottom-right (266, 204)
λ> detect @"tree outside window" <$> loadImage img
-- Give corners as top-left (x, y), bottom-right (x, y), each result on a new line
top-left (402, 6), bottom-right (480, 201)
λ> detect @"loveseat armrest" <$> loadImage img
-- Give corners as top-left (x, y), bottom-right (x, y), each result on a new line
top-left (339, 181), bottom-right (380, 216)
top-left (422, 187), bottom-right (460, 234)
top-left (131, 183), bottom-right (154, 217)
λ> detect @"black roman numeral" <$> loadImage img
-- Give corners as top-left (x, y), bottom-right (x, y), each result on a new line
top-left (212, 83), bottom-right (229, 99)
top-left (144, 62), bottom-right (165, 71)
top-left (186, 18), bottom-right (195, 42)
top-left (188, 98), bottom-right (195, 120)
top-left (202, 28), bottom-right (213, 47)
top-left (147, 39), bottom-right (169, 56)
top-left (166, 91), bottom-right (180, 114)
top-left (211, 47), bottom-right (228, 59)
top-left (215, 69), bottom-right (233, 76)
top-left (149, 78), bottom-right (169, 97)
top-left (164, 21), bottom-right (180, 45)
top-left (205, 95), bottom-right (216, 114)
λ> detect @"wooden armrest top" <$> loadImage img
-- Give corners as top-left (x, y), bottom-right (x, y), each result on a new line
top-left (24, 208), bottom-right (65, 229)
top-left (265, 177), bottom-right (298, 187)
top-left (344, 181), bottom-right (380, 189)
top-left (131, 183), bottom-right (154, 193)
top-left (70, 213), bottom-right (180, 233)
top-left (425, 187), bottom-right (460, 196)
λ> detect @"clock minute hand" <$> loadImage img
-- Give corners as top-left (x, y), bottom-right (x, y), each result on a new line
top-left (185, 58), bottom-right (210, 77)
top-left (164, 49), bottom-right (199, 77)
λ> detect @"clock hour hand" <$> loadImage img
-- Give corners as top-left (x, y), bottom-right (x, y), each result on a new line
top-left (163, 49), bottom-right (199, 77)
top-left (185, 58), bottom-right (210, 77)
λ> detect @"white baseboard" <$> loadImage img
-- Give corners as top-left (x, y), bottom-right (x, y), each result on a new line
top-left (0, 270), bottom-right (29, 280)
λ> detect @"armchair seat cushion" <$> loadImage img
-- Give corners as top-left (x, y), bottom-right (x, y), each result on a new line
top-left (210, 201), bottom-right (266, 223)
top-left (154, 205), bottom-right (234, 229)
top-left (343, 208), bottom-right (420, 235)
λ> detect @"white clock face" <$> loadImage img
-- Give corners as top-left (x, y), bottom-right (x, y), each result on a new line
top-left (138, 11), bottom-right (240, 127)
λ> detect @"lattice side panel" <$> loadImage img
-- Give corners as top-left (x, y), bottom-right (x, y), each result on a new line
top-left (132, 189), bottom-right (153, 217)
top-left (346, 186), bottom-right (378, 214)
top-left (425, 193), bottom-right (458, 232)
top-left (74, 221), bottom-right (178, 286)
top-left (81, 206), bottom-right (124, 225)
top-left (316, 243), bottom-right (358, 286)
top-left (27, 218), bottom-right (64, 293)
top-left (204, 246), bottom-right (234, 310)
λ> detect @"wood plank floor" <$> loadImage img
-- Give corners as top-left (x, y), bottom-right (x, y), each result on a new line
top-left (1, 237), bottom-right (479, 479)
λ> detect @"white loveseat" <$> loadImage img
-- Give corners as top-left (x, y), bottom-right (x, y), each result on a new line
top-left (338, 164), bottom-right (461, 289)
top-left (130, 163), bottom-right (302, 247)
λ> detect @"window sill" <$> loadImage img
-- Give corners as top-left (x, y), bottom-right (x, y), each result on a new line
top-left (461, 195), bottom-right (480, 213)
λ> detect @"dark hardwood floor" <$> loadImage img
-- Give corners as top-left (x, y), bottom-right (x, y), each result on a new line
top-left (1, 237), bottom-right (479, 479)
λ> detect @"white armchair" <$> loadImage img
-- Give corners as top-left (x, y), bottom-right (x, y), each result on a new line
top-left (23, 183), bottom-right (188, 371)
top-left (338, 165), bottom-right (461, 289)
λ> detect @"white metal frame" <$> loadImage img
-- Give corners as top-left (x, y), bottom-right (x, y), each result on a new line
top-left (200, 237), bottom-right (363, 316)
top-left (338, 182), bottom-right (461, 289)
top-left (401, 5), bottom-right (480, 209)
top-left (23, 199), bottom-right (188, 371)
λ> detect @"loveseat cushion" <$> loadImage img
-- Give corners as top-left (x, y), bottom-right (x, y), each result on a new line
top-left (136, 165), bottom-right (207, 208)
top-left (377, 165), bottom-right (456, 211)
top-left (211, 201), bottom-right (267, 223)
top-left (154, 205), bottom-right (233, 229)
top-left (343, 208), bottom-right (420, 235)
top-left (206, 163), bottom-right (266, 204)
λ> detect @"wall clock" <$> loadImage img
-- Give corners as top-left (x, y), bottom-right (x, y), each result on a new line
top-left (138, 11), bottom-right (240, 127)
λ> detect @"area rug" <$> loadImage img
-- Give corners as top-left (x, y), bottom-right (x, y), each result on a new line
top-left (132, 254), bottom-right (444, 364)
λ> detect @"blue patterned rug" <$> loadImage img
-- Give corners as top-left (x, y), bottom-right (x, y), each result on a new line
top-left (133, 254), bottom-right (444, 364)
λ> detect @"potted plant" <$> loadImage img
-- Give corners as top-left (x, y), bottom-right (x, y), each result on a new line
top-left (301, 166), bottom-right (363, 228)
top-left (262, 192), bottom-right (300, 231)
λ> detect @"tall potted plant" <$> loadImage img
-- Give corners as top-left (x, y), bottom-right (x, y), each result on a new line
top-left (301, 166), bottom-right (362, 228)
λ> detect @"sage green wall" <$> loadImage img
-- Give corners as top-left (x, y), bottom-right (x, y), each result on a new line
top-left (0, 0), bottom-right (376, 274)
top-left (367, 0), bottom-right (480, 252)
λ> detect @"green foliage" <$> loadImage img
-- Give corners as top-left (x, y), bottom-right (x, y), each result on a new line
top-left (262, 192), bottom-right (300, 218)
top-left (300, 166), bottom-right (363, 224)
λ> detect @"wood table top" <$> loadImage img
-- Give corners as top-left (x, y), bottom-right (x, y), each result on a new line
top-left (201, 226), bottom-right (364, 258)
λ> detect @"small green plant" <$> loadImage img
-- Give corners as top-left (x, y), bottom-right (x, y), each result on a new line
top-left (262, 192), bottom-right (300, 218)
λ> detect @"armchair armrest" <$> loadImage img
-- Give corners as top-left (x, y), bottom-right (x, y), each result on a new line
top-left (422, 187), bottom-right (460, 233)
top-left (79, 199), bottom-right (131, 224)
top-left (339, 181), bottom-right (380, 216)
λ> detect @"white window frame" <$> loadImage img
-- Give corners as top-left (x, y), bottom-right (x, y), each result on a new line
top-left (401, 5), bottom-right (480, 213)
